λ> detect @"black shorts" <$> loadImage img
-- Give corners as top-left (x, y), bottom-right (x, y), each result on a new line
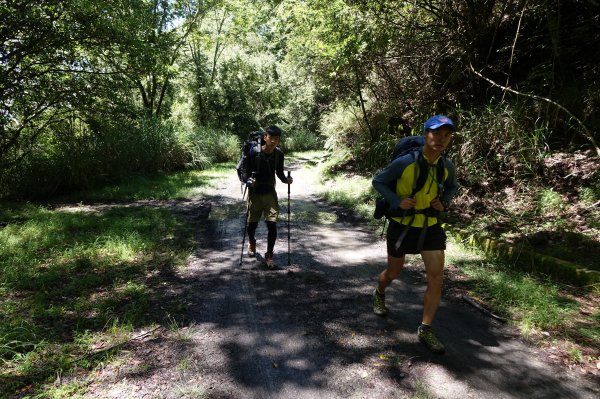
top-left (386, 220), bottom-right (446, 256)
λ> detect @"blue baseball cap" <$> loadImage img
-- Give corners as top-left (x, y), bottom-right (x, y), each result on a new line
top-left (423, 115), bottom-right (456, 134)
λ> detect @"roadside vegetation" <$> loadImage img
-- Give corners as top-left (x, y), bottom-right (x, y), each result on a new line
top-left (0, 167), bottom-right (231, 397)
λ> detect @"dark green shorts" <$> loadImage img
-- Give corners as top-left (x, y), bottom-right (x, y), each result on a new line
top-left (248, 191), bottom-right (279, 223)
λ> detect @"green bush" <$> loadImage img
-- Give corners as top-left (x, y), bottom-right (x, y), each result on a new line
top-left (536, 188), bottom-right (565, 216)
top-left (281, 129), bottom-right (321, 152)
top-left (0, 115), bottom-right (243, 200)
top-left (320, 103), bottom-right (363, 151)
top-left (183, 127), bottom-right (240, 168)
top-left (450, 104), bottom-right (549, 189)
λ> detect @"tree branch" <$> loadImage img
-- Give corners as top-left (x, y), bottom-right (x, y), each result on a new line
top-left (469, 63), bottom-right (600, 157)
top-left (502, 0), bottom-right (529, 102)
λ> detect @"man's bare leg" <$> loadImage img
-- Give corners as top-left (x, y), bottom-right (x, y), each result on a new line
top-left (378, 254), bottom-right (405, 292)
top-left (373, 255), bottom-right (405, 316)
top-left (420, 250), bottom-right (445, 325)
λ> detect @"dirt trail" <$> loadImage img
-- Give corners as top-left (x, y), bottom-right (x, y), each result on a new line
top-left (81, 157), bottom-right (599, 399)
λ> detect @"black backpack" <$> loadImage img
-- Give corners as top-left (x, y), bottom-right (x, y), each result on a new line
top-left (373, 135), bottom-right (446, 219)
top-left (236, 131), bottom-right (263, 183)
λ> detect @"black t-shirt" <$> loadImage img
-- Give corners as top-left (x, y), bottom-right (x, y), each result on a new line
top-left (243, 146), bottom-right (287, 194)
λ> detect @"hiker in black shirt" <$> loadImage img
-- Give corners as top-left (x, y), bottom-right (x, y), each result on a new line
top-left (241, 125), bottom-right (293, 267)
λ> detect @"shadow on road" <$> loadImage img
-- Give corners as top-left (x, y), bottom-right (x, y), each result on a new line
top-left (164, 171), bottom-right (599, 399)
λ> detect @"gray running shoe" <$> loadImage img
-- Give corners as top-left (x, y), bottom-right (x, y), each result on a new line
top-left (417, 325), bottom-right (445, 353)
top-left (372, 289), bottom-right (389, 316)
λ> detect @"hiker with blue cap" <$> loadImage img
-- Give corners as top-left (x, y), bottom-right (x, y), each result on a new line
top-left (371, 115), bottom-right (459, 353)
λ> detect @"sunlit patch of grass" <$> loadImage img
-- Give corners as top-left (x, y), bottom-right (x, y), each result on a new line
top-left (169, 320), bottom-right (201, 344)
top-left (177, 358), bottom-right (191, 372)
top-left (567, 346), bottom-right (583, 363)
top-left (376, 352), bottom-right (410, 368)
top-left (0, 159), bottom-right (239, 396)
top-left (446, 241), bottom-right (581, 335)
top-left (74, 165), bottom-right (233, 202)
top-left (0, 202), bottom-right (194, 395)
top-left (288, 150), bottom-right (328, 165)
top-left (41, 379), bottom-right (88, 399)
top-left (292, 208), bottom-right (337, 224)
top-left (171, 384), bottom-right (210, 399)
top-left (412, 380), bottom-right (437, 399)
top-left (447, 241), bottom-right (600, 365)
top-left (98, 233), bottom-right (146, 262)
top-left (580, 180), bottom-right (600, 205)
top-left (316, 172), bottom-right (378, 220)
top-left (576, 310), bottom-right (600, 344)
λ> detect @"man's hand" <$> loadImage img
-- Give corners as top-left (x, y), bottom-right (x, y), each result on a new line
top-left (286, 176), bottom-right (294, 185)
top-left (430, 198), bottom-right (445, 211)
top-left (399, 197), bottom-right (416, 210)
top-left (246, 177), bottom-right (256, 187)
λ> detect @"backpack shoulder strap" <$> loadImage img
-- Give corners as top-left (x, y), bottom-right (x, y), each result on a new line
top-left (410, 150), bottom-right (420, 195)
top-left (411, 153), bottom-right (448, 196)
top-left (411, 151), bottom-right (430, 196)
top-left (252, 143), bottom-right (262, 175)
top-left (436, 155), bottom-right (446, 196)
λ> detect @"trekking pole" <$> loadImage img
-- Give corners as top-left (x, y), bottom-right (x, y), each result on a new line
top-left (380, 218), bottom-right (387, 238)
top-left (287, 170), bottom-right (291, 266)
top-left (240, 172), bottom-right (255, 266)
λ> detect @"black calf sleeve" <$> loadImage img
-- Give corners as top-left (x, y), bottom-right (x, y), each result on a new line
top-left (247, 222), bottom-right (258, 243)
top-left (266, 221), bottom-right (277, 253)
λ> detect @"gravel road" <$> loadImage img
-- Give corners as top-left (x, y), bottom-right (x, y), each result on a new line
top-left (79, 156), bottom-right (599, 399)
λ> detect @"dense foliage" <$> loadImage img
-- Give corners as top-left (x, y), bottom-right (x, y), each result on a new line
top-left (1, 2), bottom-right (600, 393)
top-left (1, 0), bottom-right (599, 199)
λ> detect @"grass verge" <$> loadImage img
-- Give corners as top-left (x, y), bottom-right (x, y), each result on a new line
top-left (0, 166), bottom-right (231, 397)
top-left (446, 241), bottom-right (599, 371)
top-left (312, 160), bottom-right (379, 226)
top-left (68, 163), bottom-right (235, 202)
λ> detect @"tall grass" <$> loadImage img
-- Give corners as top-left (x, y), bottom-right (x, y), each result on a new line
top-left (450, 104), bottom-right (550, 189)
top-left (280, 129), bottom-right (321, 152)
top-left (183, 126), bottom-right (240, 168)
top-left (0, 116), bottom-right (240, 201)
top-left (318, 100), bottom-right (553, 187)
top-left (320, 102), bottom-right (363, 152)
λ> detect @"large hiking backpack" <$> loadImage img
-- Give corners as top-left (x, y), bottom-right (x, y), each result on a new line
top-left (391, 135), bottom-right (424, 161)
top-left (236, 131), bottom-right (263, 183)
top-left (373, 135), bottom-right (446, 219)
